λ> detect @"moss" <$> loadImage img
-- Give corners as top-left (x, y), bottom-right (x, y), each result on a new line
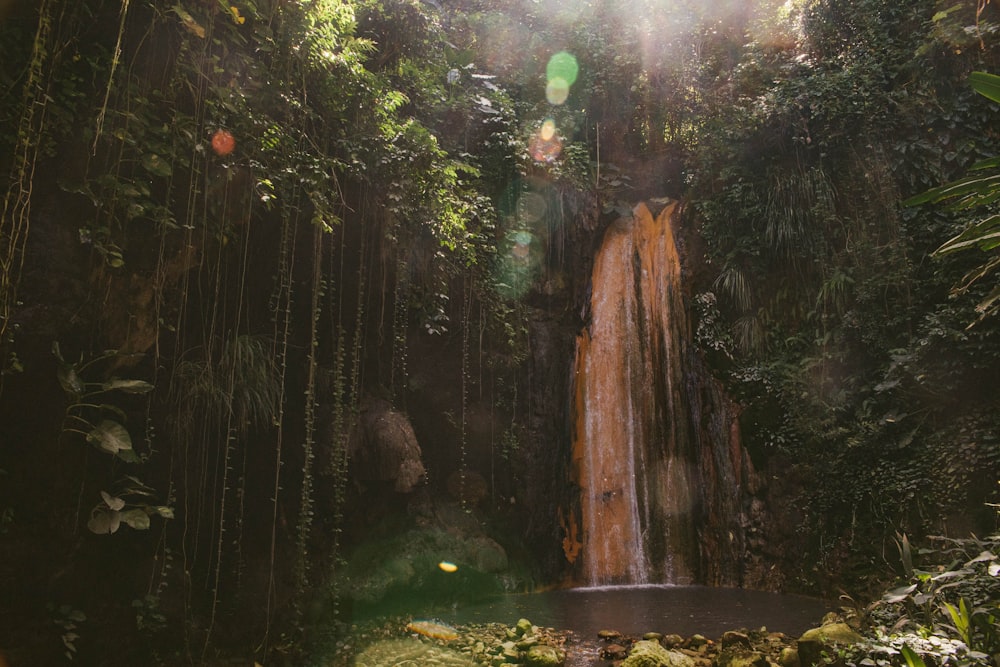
top-left (622, 640), bottom-right (696, 667)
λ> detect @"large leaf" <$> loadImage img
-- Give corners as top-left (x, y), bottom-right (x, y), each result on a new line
top-left (903, 173), bottom-right (1000, 207)
top-left (87, 509), bottom-right (121, 534)
top-left (87, 420), bottom-right (133, 454)
top-left (151, 505), bottom-right (175, 519)
top-left (99, 491), bottom-right (125, 511)
top-left (934, 214), bottom-right (1000, 255)
top-left (883, 584), bottom-right (917, 603)
top-left (57, 365), bottom-right (85, 395)
top-left (970, 71), bottom-right (1000, 105)
top-left (120, 509), bottom-right (151, 530)
top-left (101, 378), bottom-right (154, 394)
top-left (900, 644), bottom-right (927, 667)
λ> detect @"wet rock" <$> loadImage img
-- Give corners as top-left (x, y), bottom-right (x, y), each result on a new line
top-left (499, 640), bottom-right (520, 661)
top-left (688, 634), bottom-right (709, 648)
top-left (525, 644), bottom-right (564, 666)
top-left (716, 649), bottom-right (769, 667)
top-left (598, 629), bottom-right (623, 640)
top-left (721, 631), bottom-right (752, 650)
top-left (644, 632), bottom-right (664, 641)
top-left (601, 643), bottom-right (628, 660)
top-left (622, 639), bottom-right (696, 667)
top-left (662, 634), bottom-right (685, 648)
top-left (778, 646), bottom-right (800, 667)
top-left (517, 637), bottom-right (540, 650)
top-left (797, 622), bottom-right (863, 667)
top-left (515, 618), bottom-right (534, 637)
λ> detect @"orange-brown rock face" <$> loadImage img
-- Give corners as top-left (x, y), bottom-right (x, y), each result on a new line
top-left (571, 201), bottom-right (754, 586)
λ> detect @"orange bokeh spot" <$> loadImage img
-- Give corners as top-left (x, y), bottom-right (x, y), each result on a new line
top-left (211, 129), bottom-right (236, 156)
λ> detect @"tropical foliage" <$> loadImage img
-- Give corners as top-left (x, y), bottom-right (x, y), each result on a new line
top-left (1, 0), bottom-right (999, 663)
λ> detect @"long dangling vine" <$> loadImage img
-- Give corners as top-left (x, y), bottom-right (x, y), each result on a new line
top-left (294, 224), bottom-right (324, 603)
top-left (460, 273), bottom-right (471, 510)
top-left (391, 246), bottom-right (411, 408)
top-left (261, 203), bottom-right (298, 656)
top-left (91, 0), bottom-right (131, 155)
top-left (324, 208), bottom-right (351, 625)
top-left (0, 0), bottom-right (54, 355)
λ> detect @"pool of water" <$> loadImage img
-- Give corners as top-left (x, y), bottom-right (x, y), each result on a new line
top-left (436, 585), bottom-right (833, 640)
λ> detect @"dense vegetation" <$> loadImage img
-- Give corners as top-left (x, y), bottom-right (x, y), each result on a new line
top-left (0, 0), bottom-right (998, 664)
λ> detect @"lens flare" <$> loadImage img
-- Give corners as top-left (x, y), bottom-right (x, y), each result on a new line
top-left (438, 561), bottom-right (458, 573)
top-left (546, 77), bottom-right (570, 105)
top-left (529, 120), bottom-right (562, 163)
top-left (211, 129), bottom-right (236, 156)
top-left (517, 191), bottom-right (548, 223)
top-left (494, 229), bottom-right (540, 300)
top-left (546, 51), bottom-right (579, 87)
top-left (539, 118), bottom-right (557, 141)
top-left (511, 230), bottom-right (533, 260)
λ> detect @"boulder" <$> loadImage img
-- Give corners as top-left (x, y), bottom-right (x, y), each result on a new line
top-left (797, 622), bottom-right (863, 667)
top-left (716, 649), bottom-right (769, 667)
top-left (350, 397), bottom-right (426, 493)
top-left (525, 644), bottom-right (564, 667)
top-left (721, 631), bottom-right (752, 650)
top-left (601, 643), bottom-right (628, 660)
top-left (778, 646), bottom-right (800, 667)
top-left (622, 639), bottom-right (697, 667)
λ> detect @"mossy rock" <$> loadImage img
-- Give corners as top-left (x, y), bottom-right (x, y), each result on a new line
top-left (797, 623), bottom-right (863, 667)
top-left (525, 644), bottom-right (563, 666)
top-left (353, 638), bottom-right (476, 667)
top-left (622, 639), bottom-right (696, 667)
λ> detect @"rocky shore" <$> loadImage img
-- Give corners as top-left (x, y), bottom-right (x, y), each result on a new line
top-left (337, 613), bottom-right (867, 667)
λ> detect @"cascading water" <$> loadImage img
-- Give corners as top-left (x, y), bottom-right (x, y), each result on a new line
top-left (571, 201), bottom-right (754, 587)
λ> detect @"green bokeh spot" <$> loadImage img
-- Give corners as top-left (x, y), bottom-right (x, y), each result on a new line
top-left (546, 51), bottom-right (579, 87)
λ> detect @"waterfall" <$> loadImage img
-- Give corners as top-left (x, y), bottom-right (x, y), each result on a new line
top-left (570, 201), bottom-right (751, 587)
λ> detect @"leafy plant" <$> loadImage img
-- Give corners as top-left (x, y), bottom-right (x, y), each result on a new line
top-left (875, 530), bottom-right (1000, 661)
top-left (54, 343), bottom-right (153, 463)
top-left (86, 480), bottom-right (173, 536)
top-left (904, 71), bottom-right (1000, 324)
top-left (49, 604), bottom-right (86, 661)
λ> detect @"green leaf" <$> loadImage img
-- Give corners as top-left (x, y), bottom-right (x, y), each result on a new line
top-left (87, 420), bottom-right (133, 454)
top-left (966, 550), bottom-right (997, 564)
top-left (903, 174), bottom-right (1000, 207)
top-left (101, 378), bottom-right (154, 394)
top-left (115, 449), bottom-right (140, 463)
top-left (901, 645), bottom-right (926, 667)
top-left (99, 490), bottom-right (125, 511)
top-left (141, 153), bottom-right (173, 177)
top-left (87, 509), bottom-right (121, 534)
top-left (934, 215), bottom-right (1000, 255)
top-left (883, 584), bottom-right (917, 603)
top-left (970, 71), bottom-right (1000, 105)
top-left (120, 509), bottom-right (151, 530)
top-left (152, 506), bottom-right (175, 519)
top-left (57, 365), bottom-right (85, 395)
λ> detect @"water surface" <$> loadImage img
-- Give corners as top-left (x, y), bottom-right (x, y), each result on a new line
top-left (439, 585), bottom-right (832, 639)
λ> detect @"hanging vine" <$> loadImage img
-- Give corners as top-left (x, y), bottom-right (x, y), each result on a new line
top-left (294, 223), bottom-right (325, 603)
top-left (390, 246), bottom-right (411, 408)
top-left (0, 0), bottom-right (55, 356)
top-left (261, 203), bottom-right (297, 656)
